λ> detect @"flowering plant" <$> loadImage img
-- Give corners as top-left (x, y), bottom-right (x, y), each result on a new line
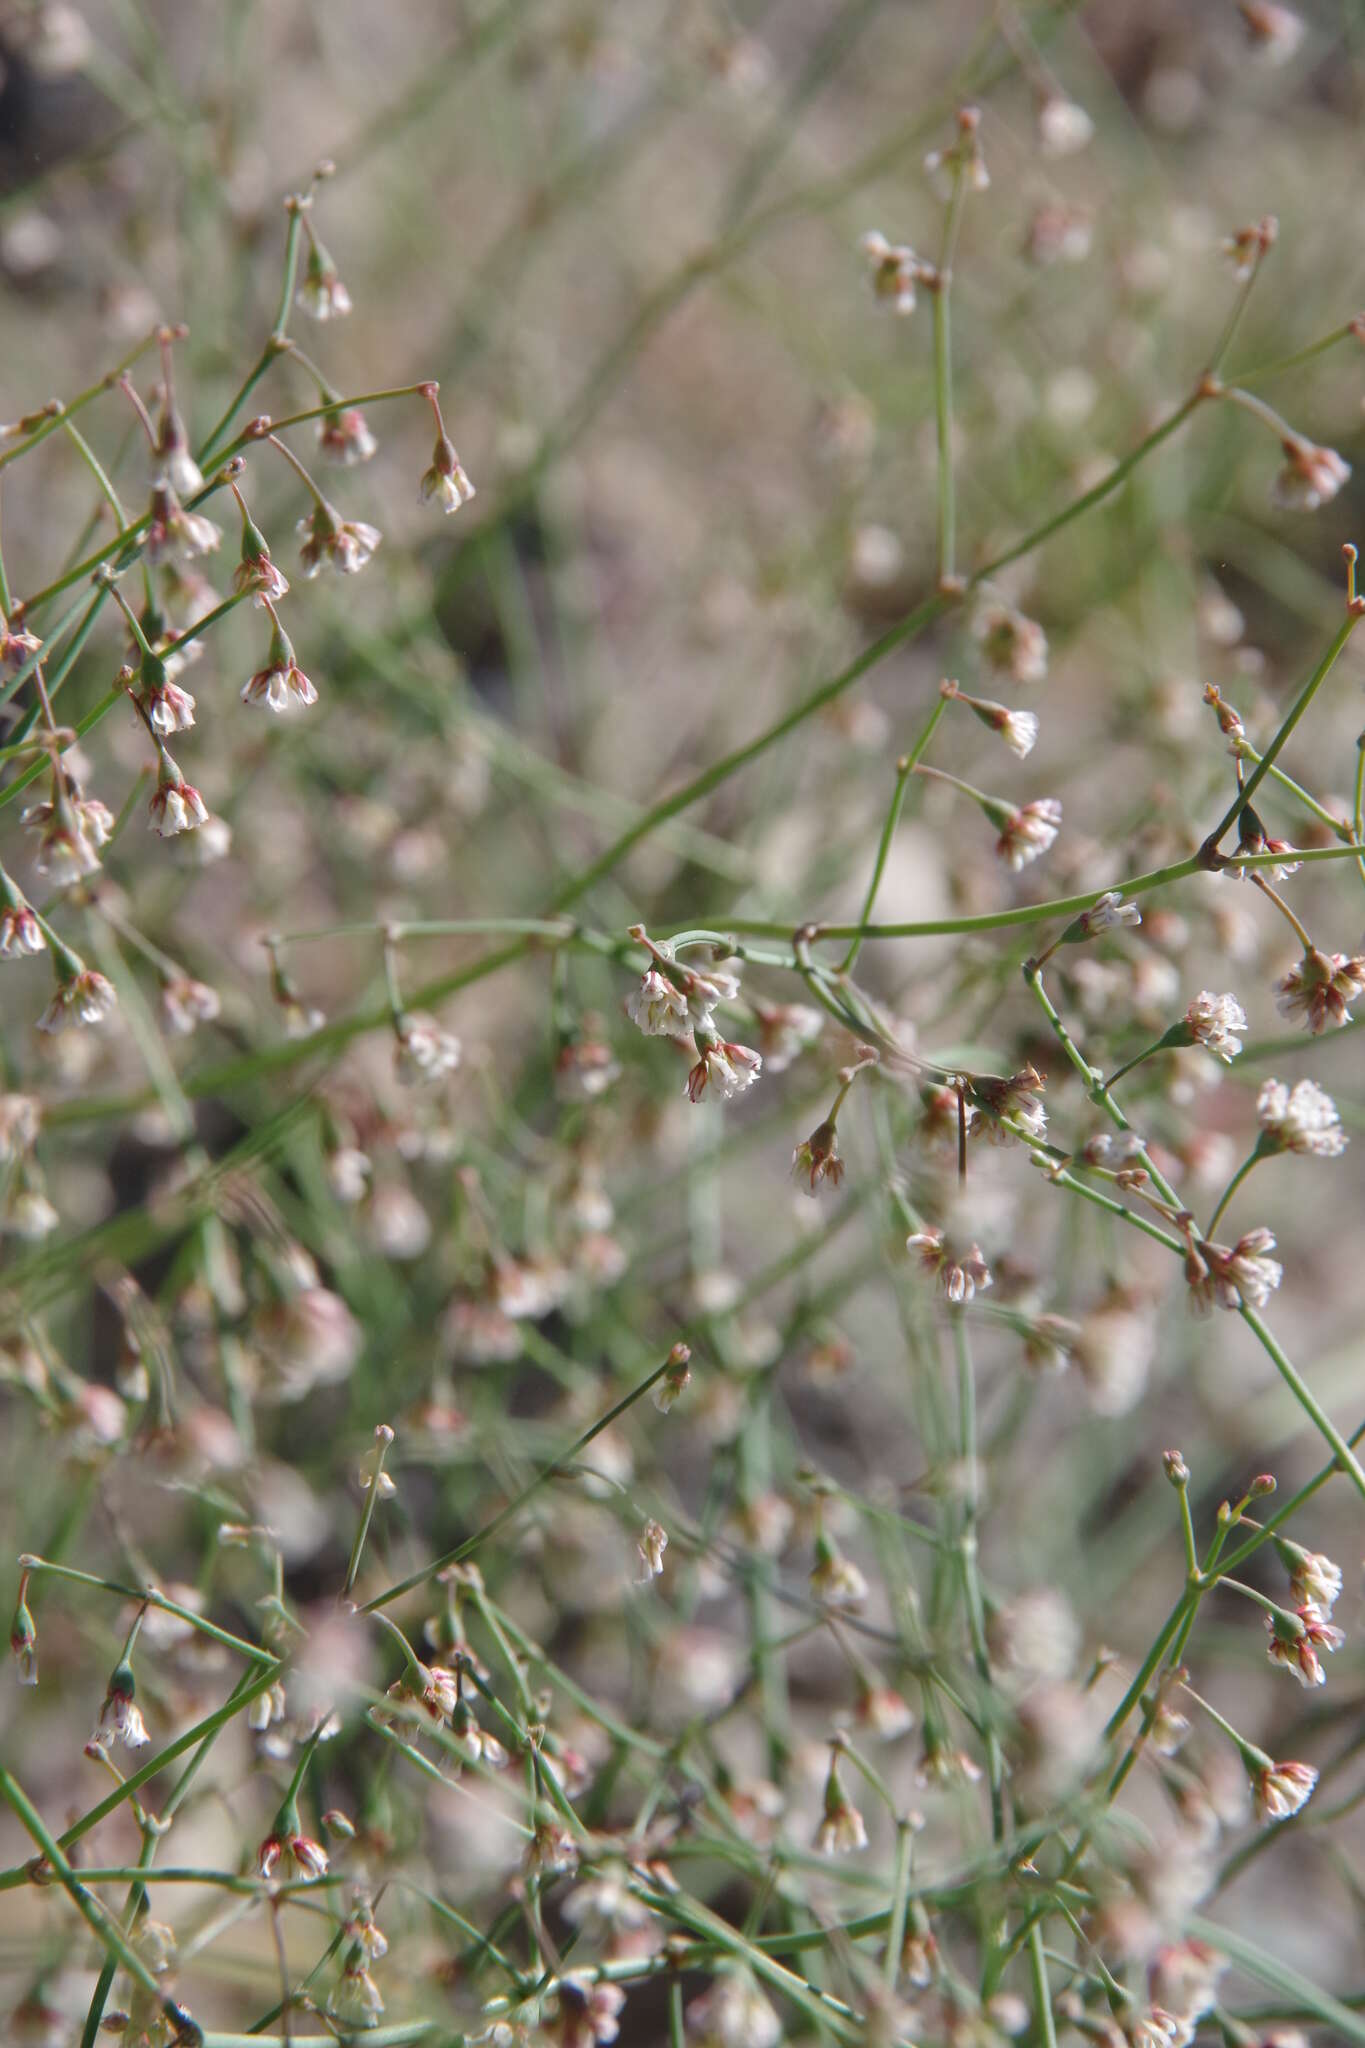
top-left (0, 6), bottom-right (1362, 2047)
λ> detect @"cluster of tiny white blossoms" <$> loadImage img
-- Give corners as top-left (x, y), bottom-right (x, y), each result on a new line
top-left (624, 926), bottom-right (764, 1104)
top-left (0, 180), bottom-right (474, 1064)
top-left (1256, 1075), bottom-right (1346, 1156)
top-left (1182, 990), bottom-right (1246, 1062)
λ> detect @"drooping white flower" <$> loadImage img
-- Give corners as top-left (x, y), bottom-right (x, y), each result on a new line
top-left (1271, 438), bottom-right (1350, 512)
top-left (626, 967), bottom-right (689, 1037)
top-left (1252, 1758), bottom-right (1317, 1822)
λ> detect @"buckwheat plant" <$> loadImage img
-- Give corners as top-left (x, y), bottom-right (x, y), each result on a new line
top-left (2, 6), bottom-right (1365, 2048)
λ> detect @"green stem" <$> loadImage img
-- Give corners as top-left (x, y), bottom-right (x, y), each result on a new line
top-left (1102, 1593), bottom-right (1194, 1742)
top-left (1204, 246), bottom-right (1270, 379)
top-left (361, 1351), bottom-right (680, 1611)
top-left (0, 328), bottom-right (161, 476)
top-left (953, 1313), bottom-right (1004, 1840)
top-left (0, 1770), bottom-right (177, 2010)
top-left (884, 1816), bottom-right (915, 1990)
top-left (18, 1557), bottom-right (276, 1663)
top-left (1236, 739), bottom-right (1356, 843)
top-left (342, 1425), bottom-right (396, 1599)
top-left (1028, 1920), bottom-right (1059, 2048)
top-left (1234, 319), bottom-right (1360, 387)
top-left (1239, 1304), bottom-right (1365, 1506)
top-left (1104, 1036), bottom-right (1171, 1089)
top-left (1205, 1149), bottom-right (1263, 1238)
top-left (1201, 610), bottom-right (1361, 860)
top-left (841, 692), bottom-right (948, 971)
top-left (931, 168), bottom-right (968, 583)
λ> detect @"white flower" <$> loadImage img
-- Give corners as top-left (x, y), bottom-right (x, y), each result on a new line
top-left (1272, 439), bottom-right (1350, 512)
top-left (814, 1793), bottom-right (868, 1855)
top-left (1282, 1544), bottom-right (1342, 1614)
top-left (4, 1188), bottom-right (58, 1239)
top-left (907, 1227), bottom-right (992, 1303)
top-left (297, 505), bottom-right (382, 577)
top-left (147, 775), bottom-right (209, 837)
top-left (686, 1970), bottom-right (782, 2048)
top-left (1184, 990), bottom-right (1246, 1061)
top-left (318, 406), bottom-right (378, 465)
top-left (420, 437), bottom-right (476, 513)
top-left (160, 977), bottom-right (221, 1036)
top-left (1275, 949), bottom-right (1365, 1034)
top-left (38, 969), bottom-right (117, 1034)
top-left (1037, 96), bottom-right (1094, 155)
top-left (1256, 1076), bottom-right (1346, 1157)
top-left (394, 1014), bottom-right (461, 1084)
top-left (1190, 1228), bottom-right (1282, 1312)
top-left (859, 230), bottom-right (922, 315)
top-left (752, 1000), bottom-right (823, 1071)
top-left (998, 707), bottom-right (1039, 757)
top-left (626, 967), bottom-right (689, 1037)
top-left (686, 1041), bottom-right (762, 1102)
top-left (0, 1094), bottom-right (40, 1160)
top-left (1074, 891), bottom-right (1142, 938)
top-left (1238, 1), bottom-right (1305, 65)
top-left (682, 963), bottom-right (741, 1026)
top-left (995, 798), bottom-right (1062, 870)
top-left (810, 1538), bottom-right (868, 1608)
top-left (973, 602), bottom-right (1049, 683)
top-left (0, 905), bottom-right (44, 957)
top-left (635, 1520), bottom-right (668, 1582)
top-left (91, 1678), bottom-right (149, 1752)
top-left (1253, 1758), bottom-right (1317, 1822)
top-left (298, 244), bottom-right (352, 320)
top-left (143, 675), bottom-right (197, 733)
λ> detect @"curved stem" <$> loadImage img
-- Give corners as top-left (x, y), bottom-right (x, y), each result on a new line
top-left (1205, 1149), bottom-right (1263, 1238)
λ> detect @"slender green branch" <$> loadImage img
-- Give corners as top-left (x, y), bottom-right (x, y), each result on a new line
top-left (360, 1352), bottom-right (680, 1611)
top-left (841, 692), bottom-right (948, 972)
